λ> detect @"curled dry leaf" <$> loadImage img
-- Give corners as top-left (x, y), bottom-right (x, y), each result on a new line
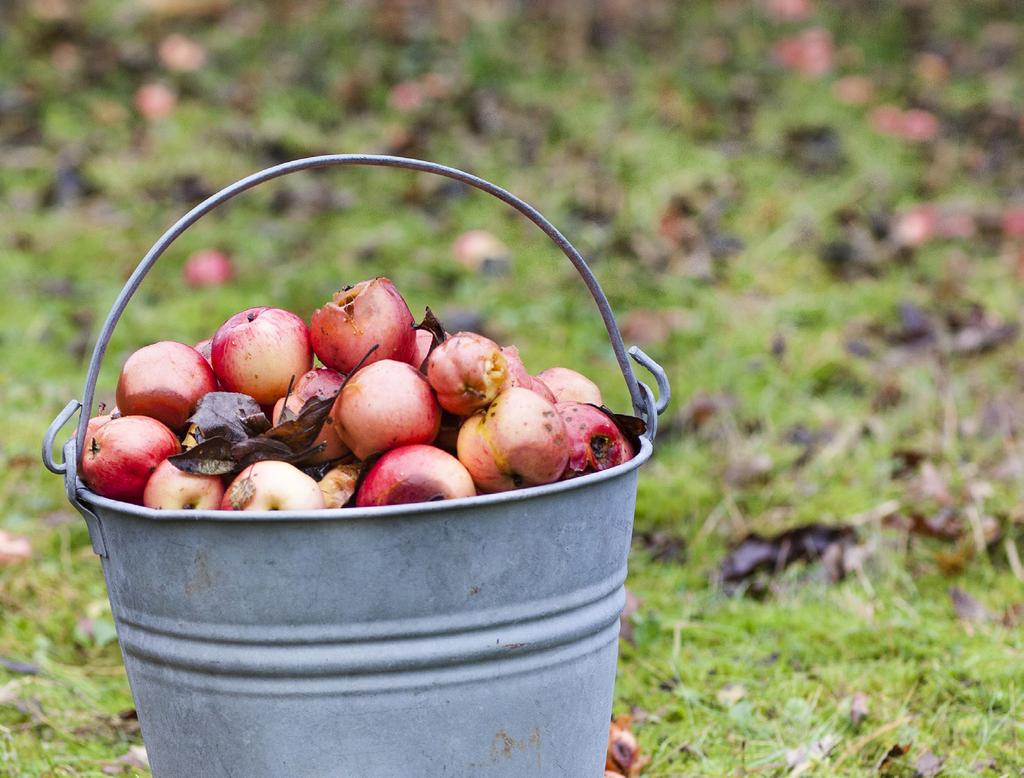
top-left (719, 523), bottom-right (858, 586)
top-left (875, 742), bottom-right (911, 772)
top-left (950, 587), bottom-right (994, 624)
top-left (606, 715), bottom-right (648, 777)
top-left (187, 392), bottom-right (269, 445)
top-left (171, 377), bottom-right (356, 476)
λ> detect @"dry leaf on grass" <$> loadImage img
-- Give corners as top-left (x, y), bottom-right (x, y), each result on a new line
top-left (606, 715), bottom-right (649, 777)
top-left (719, 523), bottom-right (858, 586)
top-left (875, 742), bottom-right (911, 772)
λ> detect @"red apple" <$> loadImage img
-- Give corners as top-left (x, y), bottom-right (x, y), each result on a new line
top-left (319, 463), bottom-right (362, 508)
top-left (456, 387), bottom-right (569, 493)
top-left (143, 459), bottom-right (224, 509)
top-left (158, 33), bottom-right (206, 73)
top-left (220, 461), bottom-right (326, 511)
top-left (310, 277), bottom-right (416, 373)
top-left (535, 367), bottom-right (603, 406)
top-left (81, 416), bottom-right (181, 504)
top-left (83, 413), bottom-right (113, 444)
top-left (272, 369), bottom-right (349, 463)
top-left (293, 368), bottom-right (346, 400)
top-left (116, 341), bottom-right (218, 431)
top-left (452, 229), bottom-right (510, 274)
top-left (211, 307), bottom-right (313, 405)
top-left (556, 402), bottom-right (635, 477)
top-left (333, 360), bottom-right (441, 460)
top-left (134, 82), bottom-right (177, 120)
top-left (410, 328), bottom-right (435, 369)
top-left (184, 249), bottom-right (233, 288)
top-left (356, 445), bottom-right (475, 507)
top-left (426, 332), bottom-right (508, 415)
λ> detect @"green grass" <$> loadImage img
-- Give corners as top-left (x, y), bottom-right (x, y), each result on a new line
top-left (2, 2), bottom-right (1024, 775)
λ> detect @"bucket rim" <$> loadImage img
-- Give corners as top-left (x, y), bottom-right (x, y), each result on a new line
top-left (77, 436), bottom-right (652, 522)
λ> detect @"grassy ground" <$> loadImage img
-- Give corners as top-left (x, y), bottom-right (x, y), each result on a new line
top-left (2, 1), bottom-right (1023, 775)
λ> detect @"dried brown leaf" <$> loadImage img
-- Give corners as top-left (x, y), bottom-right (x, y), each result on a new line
top-left (188, 392), bottom-right (269, 444)
top-left (719, 523), bottom-right (857, 585)
top-left (875, 742), bottom-right (911, 772)
top-left (950, 587), bottom-right (994, 624)
top-left (606, 715), bottom-right (648, 777)
top-left (168, 437), bottom-right (236, 475)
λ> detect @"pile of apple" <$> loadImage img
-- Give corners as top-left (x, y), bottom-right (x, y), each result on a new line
top-left (81, 277), bottom-right (637, 511)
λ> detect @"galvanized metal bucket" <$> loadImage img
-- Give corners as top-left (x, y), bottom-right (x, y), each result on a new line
top-left (43, 155), bottom-right (670, 777)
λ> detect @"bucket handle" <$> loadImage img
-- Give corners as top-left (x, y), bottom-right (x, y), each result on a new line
top-left (50, 155), bottom-right (670, 477)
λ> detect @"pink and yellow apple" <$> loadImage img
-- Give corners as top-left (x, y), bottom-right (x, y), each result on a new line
top-left (211, 307), bottom-right (312, 405)
top-left (143, 459), bottom-right (224, 509)
top-left (426, 332), bottom-right (508, 415)
top-left (310, 277), bottom-right (416, 373)
top-left (456, 387), bottom-right (568, 492)
top-left (332, 360), bottom-right (441, 460)
top-left (220, 461), bottom-right (325, 511)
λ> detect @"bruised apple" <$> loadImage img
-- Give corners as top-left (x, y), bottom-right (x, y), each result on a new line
top-left (356, 445), bottom-right (475, 507)
top-left (211, 307), bottom-right (312, 405)
top-left (221, 461), bottom-right (325, 511)
top-left (143, 459), bottom-right (224, 509)
top-left (319, 463), bottom-right (362, 508)
top-left (81, 416), bottom-right (181, 504)
top-left (116, 341), bottom-right (217, 431)
top-left (556, 401), bottom-right (634, 477)
top-left (426, 332), bottom-right (508, 415)
top-left (456, 387), bottom-right (568, 492)
top-left (310, 277), bottom-right (416, 373)
top-left (332, 360), bottom-right (441, 460)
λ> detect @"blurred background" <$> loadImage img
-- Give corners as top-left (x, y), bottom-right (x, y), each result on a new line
top-left (2, 1), bottom-right (1024, 774)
